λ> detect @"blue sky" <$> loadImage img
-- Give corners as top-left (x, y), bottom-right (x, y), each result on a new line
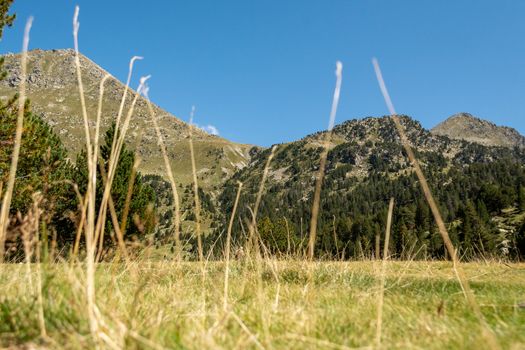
top-left (1, 1), bottom-right (525, 146)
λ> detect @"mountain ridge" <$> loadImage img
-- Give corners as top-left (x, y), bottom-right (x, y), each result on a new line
top-left (219, 114), bottom-right (525, 257)
top-left (0, 48), bottom-right (253, 189)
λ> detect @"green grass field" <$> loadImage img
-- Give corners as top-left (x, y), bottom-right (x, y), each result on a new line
top-left (1, 260), bottom-right (524, 349)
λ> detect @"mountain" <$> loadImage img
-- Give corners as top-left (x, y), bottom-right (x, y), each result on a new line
top-left (219, 116), bottom-right (525, 259)
top-left (431, 112), bottom-right (525, 148)
top-left (0, 49), bottom-right (252, 189)
top-left (2, 49), bottom-right (525, 258)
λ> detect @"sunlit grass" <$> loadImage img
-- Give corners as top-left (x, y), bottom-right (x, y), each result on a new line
top-left (1, 260), bottom-right (524, 349)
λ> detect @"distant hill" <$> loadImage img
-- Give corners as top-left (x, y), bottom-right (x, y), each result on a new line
top-left (220, 115), bottom-right (525, 258)
top-left (0, 49), bottom-right (252, 189)
top-left (2, 49), bottom-right (525, 258)
top-left (431, 112), bottom-right (525, 148)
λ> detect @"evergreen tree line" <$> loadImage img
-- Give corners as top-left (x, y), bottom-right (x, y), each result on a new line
top-left (0, 99), bottom-right (157, 259)
top-left (219, 140), bottom-right (525, 261)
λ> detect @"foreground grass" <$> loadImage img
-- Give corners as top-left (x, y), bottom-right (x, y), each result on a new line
top-left (0, 259), bottom-right (524, 349)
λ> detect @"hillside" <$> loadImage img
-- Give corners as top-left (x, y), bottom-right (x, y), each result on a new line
top-left (2, 49), bottom-right (525, 258)
top-left (0, 49), bottom-right (252, 189)
top-left (431, 112), bottom-right (525, 148)
top-left (220, 116), bottom-right (525, 258)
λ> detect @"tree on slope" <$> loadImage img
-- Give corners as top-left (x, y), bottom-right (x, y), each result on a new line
top-left (74, 123), bottom-right (156, 243)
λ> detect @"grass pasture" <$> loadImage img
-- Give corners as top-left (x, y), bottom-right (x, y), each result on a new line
top-left (1, 260), bottom-right (524, 349)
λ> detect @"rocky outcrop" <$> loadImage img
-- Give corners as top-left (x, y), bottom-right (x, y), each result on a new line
top-left (431, 112), bottom-right (525, 148)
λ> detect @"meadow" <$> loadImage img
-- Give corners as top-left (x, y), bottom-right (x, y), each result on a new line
top-left (1, 259), bottom-right (524, 349)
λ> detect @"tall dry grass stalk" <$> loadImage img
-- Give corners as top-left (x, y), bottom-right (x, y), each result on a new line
top-left (73, 9), bottom-right (137, 346)
top-left (188, 106), bottom-right (204, 263)
top-left (72, 194), bottom-right (87, 259)
top-left (332, 215), bottom-right (340, 259)
top-left (372, 58), bottom-right (500, 350)
top-left (93, 73), bottom-right (122, 263)
top-left (224, 181), bottom-right (243, 310)
top-left (307, 61), bottom-right (343, 261)
top-left (375, 197), bottom-right (394, 348)
top-left (22, 220), bottom-right (34, 290)
top-left (252, 145), bottom-right (277, 224)
top-left (93, 76), bottom-right (146, 256)
top-left (243, 145), bottom-right (278, 347)
top-left (73, 6), bottom-right (99, 340)
top-left (95, 158), bottom-right (130, 262)
top-left (142, 92), bottom-right (182, 256)
top-left (32, 194), bottom-right (47, 338)
top-left (110, 55), bottom-right (143, 162)
top-left (188, 106), bottom-right (208, 326)
top-left (93, 55), bottom-right (142, 259)
top-left (96, 55), bottom-right (143, 262)
top-left (250, 144), bottom-right (277, 256)
top-left (0, 17), bottom-right (33, 262)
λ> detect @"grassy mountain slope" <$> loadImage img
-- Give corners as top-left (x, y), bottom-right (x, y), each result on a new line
top-left (0, 49), bottom-right (252, 189)
top-left (220, 116), bottom-right (525, 258)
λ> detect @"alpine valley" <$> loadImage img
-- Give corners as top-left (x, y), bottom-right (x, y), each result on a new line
top-left (2, 49), bottom-right (525, 259)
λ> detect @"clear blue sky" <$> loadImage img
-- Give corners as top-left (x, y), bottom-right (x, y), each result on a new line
top-left (1, 0), bottom-right (525, 146)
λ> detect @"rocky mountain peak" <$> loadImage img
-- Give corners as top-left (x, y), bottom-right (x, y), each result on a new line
top-left (431, 112), bottom-right (525, 148)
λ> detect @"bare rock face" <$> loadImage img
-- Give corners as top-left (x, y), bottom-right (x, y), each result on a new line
top-left (431, 113), bottom-right (525, 148)
top-left (0, 49), bottom-right (252, 188)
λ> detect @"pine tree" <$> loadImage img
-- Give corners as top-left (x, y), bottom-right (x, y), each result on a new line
top-left (0, 100), bottom-right (77, 253)
top-left (0, 1), bottom-right (15, 82)
top-left (0, 0), bottom-right (15, 42)
top-left (74, 123), bottom-right (156, 241)
top-left (458, 200), bottom-right (497, 257)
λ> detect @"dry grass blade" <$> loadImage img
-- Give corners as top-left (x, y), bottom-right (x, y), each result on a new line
top-left (22, 217), bottom-right (34, 290)
top-left (90, 55), bottom-right (142, 262)
top-left (375, 197), bottom-right (394, 348)
top-left (142, 90), bottom-right (182, 256)
top-left (307, 61), bottom-right (343, 261)
top-left (231, 312), bottom-right (266, 350)
top-left (93, 74), bottom-right (111, 189)
top-left (31, 193), bottom-right (47, 338)
top-left (332, 215), bottom-right (340, 259)
top-left (93, 77), bottom-right (147, 257)
top-left (252, 145), bottom-right (277, 225)
top-left (72, 194), bottom-right (88, 259)
top-left (0, 16), bottom-right (33, 262)
top-left (224, 181), bottom-right (243, 310)
top-left (189, 106), bottom-right (204, 263)
top-left (249, 145), bottom-right (277, 256)
top-left (188, 106), bottom-right (208, 326)
top-left (111, 56), bottom-right (143, 162)
top-left (95, 158), bottom-right (129, 262)
top-left (372, 57), bottom-right (500, 350)
top-left (73, 5), bottom-right (99, 340)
